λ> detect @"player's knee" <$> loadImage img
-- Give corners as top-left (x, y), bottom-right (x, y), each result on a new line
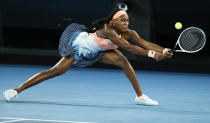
top-left (48, 67), bottom-right (66, 76)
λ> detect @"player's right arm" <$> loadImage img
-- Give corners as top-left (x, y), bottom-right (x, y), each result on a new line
top-left (103, 26), bottom-right (168, 61)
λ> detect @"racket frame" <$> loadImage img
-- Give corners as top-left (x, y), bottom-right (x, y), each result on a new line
top-left (173, 27), bottom-right (206, 53)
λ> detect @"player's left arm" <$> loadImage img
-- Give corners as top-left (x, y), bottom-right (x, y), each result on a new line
top-left (126, 29), bottom-right (165, 53)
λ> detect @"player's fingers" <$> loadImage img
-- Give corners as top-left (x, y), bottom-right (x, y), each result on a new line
top-left (166, 51), bottom-right (173, 55)
top-left (165, 52), bottom-right (171, 55)
top-left (165, 52), bottom-right (173, 59)
top-left (169, 52), bottom-right (173, 55)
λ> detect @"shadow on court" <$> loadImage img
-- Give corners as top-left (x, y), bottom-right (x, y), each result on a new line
top-left (0, 99), bottom-right (141, 109)
top-left (1, 99), bottom-right (210, 115)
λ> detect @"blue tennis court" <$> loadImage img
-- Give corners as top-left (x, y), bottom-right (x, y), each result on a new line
top-left (0, 64), bottom-right (210, 123)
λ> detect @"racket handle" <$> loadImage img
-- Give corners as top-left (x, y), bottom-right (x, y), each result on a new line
top-left (169, 50), bottom-right (174, 53)
top-left (170, 50), bottom-right (185, 53)
top-left (169, 49), bottom-right (182, 53)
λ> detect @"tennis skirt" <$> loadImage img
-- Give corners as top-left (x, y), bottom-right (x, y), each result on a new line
top-left (58, 23), bottom-right (104, 67)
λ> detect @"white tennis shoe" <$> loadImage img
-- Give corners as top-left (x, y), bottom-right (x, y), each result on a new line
top-left (135, 94), bottom-right (158, 106)
top-left (3, 89), bottom-right (18, 101)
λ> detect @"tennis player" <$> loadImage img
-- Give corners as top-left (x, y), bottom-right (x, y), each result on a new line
top-left (4, 8), bottom-right (173, 106)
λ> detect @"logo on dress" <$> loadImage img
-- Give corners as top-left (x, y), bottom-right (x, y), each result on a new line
top-left (90, 33), bottom-right (117, 50)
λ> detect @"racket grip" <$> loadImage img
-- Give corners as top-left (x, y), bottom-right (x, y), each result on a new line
top-left (169, 49), bottom-right (174, 53)
top-left (170, 49), bottom-right (180, 53)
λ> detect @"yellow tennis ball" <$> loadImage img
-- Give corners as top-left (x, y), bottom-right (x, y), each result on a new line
top-left (175, 22), bottom-right (182, 30)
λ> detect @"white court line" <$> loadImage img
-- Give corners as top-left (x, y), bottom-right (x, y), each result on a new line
top-left (0, 119), bottom-right (25, 123)
top-left (0, 117), bottom-right (96, 123)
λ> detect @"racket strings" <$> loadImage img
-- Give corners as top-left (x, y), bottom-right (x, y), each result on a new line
top-left (179, 28), bottom-right (205, 51)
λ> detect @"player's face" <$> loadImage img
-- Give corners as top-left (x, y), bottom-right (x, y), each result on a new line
top-left (113, 14), bottom-right (129, 33)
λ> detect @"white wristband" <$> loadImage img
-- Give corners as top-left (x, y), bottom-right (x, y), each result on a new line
top-left (148, 50), bottom-right (156, 58)
top-left (163, 48), bottom-right (169, 54)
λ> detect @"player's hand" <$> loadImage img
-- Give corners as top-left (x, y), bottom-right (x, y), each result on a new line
top-left (154, 52), bottom-right (164, 61)
top-left (154, 52), bottom-right (173, 61)
top-left (163, 48), bottom-right (173, 59)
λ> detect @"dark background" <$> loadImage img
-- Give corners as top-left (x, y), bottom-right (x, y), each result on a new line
top-left (0, 0), bottom-right (210, 73)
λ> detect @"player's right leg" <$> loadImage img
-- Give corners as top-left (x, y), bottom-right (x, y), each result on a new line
top-left (3, 55), bottom-right (74, 101)
top-left (100, 49), bottom-right (158, 106)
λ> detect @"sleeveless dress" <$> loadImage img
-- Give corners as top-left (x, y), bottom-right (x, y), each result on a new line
top-left (59, 23), bottom-right (118, 67)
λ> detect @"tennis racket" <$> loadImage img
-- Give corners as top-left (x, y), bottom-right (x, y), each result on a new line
top-left (171, 27), bottom-right (206, 53)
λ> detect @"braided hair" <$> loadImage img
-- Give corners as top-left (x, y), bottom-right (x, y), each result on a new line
top-left (85, 8), bottom-right (123, 33)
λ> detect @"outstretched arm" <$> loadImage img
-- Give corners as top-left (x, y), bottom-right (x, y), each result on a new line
top-left (107, 32), bottom-right (149, 57)
top-left (128, 29), bottom-right (165, 53)
top-left (105, 29), bottom-right (170, 61)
